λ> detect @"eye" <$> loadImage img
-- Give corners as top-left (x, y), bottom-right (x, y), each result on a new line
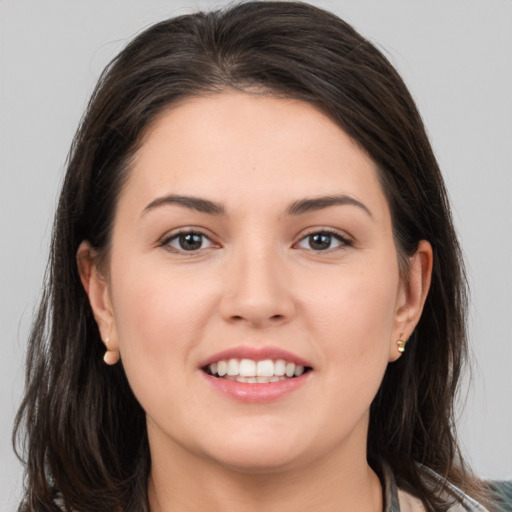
top-left (296, 231), bottom-right (350, 251)
top-left (163, 231), bottom-right (215, 252)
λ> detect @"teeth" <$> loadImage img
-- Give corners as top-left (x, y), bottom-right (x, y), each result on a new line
top-left (236, 376), bottom-right (257, 383)
top-left (256, 359), bottom-right (274, 377)
top-left (234, 376), bottom-right (289, 383)
top-left (239, 358), bottom-right (256, 377)
top-left (216, 360), bottom-right (227, 376)
top-left (294, 365), bottom-right (305, 377)
top-left (227, 358), bottom-right (239, 376)
top-left (274, 359), bottom-right (286, 376)
top-left (206, 358), bottom-right (309, 382)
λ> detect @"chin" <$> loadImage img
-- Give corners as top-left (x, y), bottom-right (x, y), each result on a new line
top-left (209, 445), bottom-right (303, 474)
top-left (198, 429), bottom-right (309, 473)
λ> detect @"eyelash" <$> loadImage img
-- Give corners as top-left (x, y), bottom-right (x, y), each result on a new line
top-left (295, 229), bottom-right (352, 252)
top-left (160, 230), bottom-right (217, 253)
top-left (160, 228), bottom-right (352, 254)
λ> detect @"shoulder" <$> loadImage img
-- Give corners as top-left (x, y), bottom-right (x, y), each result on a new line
top-left (382, 462), bottom-right (512, 512)
top-left (420, 467), bottom-right (512, 512)
top-left (417, 470), bottom-right (512, 512)
top-left (488, 480), bottom-right (512, 511)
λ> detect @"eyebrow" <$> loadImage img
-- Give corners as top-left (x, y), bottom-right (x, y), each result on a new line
top-left (286, 195), bottom-right (373, 218)
top-left (141, 193), bottom-right (372, 218)
top-left (142, 194), bottom-right (225, 216)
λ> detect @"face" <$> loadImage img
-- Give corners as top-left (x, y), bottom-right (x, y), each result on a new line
top-left (83, 92), bottom-right (430, 474)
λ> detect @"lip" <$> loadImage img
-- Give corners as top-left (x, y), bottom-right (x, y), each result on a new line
top-left (201, 370), bottom-right (312, 403)
top-left (198, 345), bottom-right (313, 403)
top-left (198, 345), bottom-right (312, 368)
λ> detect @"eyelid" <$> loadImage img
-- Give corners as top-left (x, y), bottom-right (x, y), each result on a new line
top-left (159, 227), bottom-right (220, 253)
top-left (294, 227), bottom-right (353, 251)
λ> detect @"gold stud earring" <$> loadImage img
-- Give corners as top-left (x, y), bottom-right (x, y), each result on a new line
top-left (396, 339), bottom-right (406, 353)
top-left (103, 337), bottom-right (120, 365)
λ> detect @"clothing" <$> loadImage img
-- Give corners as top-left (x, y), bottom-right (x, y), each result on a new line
top-left (382, 463), bottom-right (512, 512)
top-left (53, 466), bottom-right (512, 511)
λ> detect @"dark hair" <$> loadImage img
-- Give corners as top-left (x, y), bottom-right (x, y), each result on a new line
top-left (14, 2), bottom-right (482, 511)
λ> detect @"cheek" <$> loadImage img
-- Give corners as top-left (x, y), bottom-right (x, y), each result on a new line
top-left (308, 266), bottom-right (398, 343)
top-left (302, 261), bottom-right (399, 393)
top-left (107, 257), bottom-right (219, 402)
top-left (111, 253), bottom-right (215, 339)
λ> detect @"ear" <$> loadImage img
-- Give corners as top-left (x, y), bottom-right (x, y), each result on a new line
top-left (389, 240), bottom-right (433, 362)
top-left (76, 241), bottom-right (118, 352)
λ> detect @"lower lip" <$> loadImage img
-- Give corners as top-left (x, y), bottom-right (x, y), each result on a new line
top-left (201, 371), bottom-right (312, 403)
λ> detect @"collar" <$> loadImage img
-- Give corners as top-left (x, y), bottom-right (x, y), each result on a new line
top-left (381, 463), bottom-right (489, 512)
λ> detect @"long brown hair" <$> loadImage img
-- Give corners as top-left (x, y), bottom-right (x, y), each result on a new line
top-left (14, 2), bottom-right (482, 510)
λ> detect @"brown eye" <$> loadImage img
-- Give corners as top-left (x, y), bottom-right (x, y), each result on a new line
top-left (308, 233), bottom-right (332, 250)
top-left (178, 233), bottom-right (203, 251)
top-left (164, 232), bottom-right (213, 252)
top-left (297, 231), bottom-right (349, 251)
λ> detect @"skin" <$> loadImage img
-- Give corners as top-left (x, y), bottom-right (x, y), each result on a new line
top-left (78, 92), bottom-right (432, 512)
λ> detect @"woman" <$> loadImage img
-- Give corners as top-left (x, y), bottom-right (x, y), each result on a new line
top-left (12, 2), bottom-right (511, 511)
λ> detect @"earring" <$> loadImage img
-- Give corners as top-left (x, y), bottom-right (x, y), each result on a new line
top-left (396, 339), bottom-right (406, 353)
top-left (103, 337), bottom-right (120, 365)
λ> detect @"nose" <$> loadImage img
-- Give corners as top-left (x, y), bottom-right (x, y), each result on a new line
top-left (219, 245), bottom-right (296, 328)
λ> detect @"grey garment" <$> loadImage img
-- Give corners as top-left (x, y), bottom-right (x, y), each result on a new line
top-left (382, 464), bottom-right (402, 512)
top-left (53, 464), bottom-right (512, 511)
top-left (382, 463), bottom-right (490, 512)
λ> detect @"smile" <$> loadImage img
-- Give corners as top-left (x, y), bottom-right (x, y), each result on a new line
top-left (204, 358), bottom-right (310, 383)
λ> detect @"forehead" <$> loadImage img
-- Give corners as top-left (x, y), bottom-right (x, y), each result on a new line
top-left (121, 92), bottom-right (388, 217)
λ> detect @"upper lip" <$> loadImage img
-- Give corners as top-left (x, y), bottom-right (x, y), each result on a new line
top-left (198, 345), bottom-right (312, 369)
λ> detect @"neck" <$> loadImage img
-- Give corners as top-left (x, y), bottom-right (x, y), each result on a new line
top-left (147, 435), bottom-right (382, 512)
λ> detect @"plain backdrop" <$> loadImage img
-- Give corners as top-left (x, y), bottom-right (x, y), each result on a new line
top-left (1, 0), bottom-right (511, 509)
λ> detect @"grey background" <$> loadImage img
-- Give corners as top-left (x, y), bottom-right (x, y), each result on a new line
top-left (1, 0), bottom-right (511, 509)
